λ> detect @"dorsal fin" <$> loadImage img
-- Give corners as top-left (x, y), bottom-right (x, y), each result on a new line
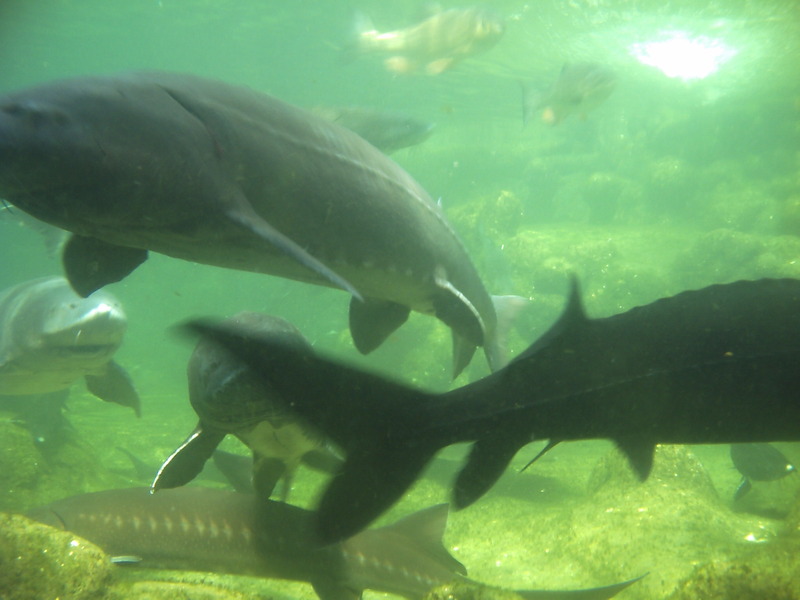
top-left (370, 504), bottom-right (467, 576)
top-left (514, 275), bottom-right (587, 363)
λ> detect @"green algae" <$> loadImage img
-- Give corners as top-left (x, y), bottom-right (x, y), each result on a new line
top-left (0, 513), bottom-right (112, 600)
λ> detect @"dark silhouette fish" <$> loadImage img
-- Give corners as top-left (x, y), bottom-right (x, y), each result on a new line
top-left (0, 276), bottom-right (139, 445)
top-left (153, 312), bottom-right (342, 499)
top-left (0, 71), bottom-right (515, 377)
top-left (729, 443), bottom-right (797, 500)
top-left (26, 487), bottom-right (641, 600)
top-left (311, 106), bottom-right (434, 154)
top-left (522, 63), bottom-right (616, 126)
top-left (187, 278), bottom-right (800, 542)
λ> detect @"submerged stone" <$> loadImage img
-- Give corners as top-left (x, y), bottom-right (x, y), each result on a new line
top-left (0, 512), bottom-right (112, 600)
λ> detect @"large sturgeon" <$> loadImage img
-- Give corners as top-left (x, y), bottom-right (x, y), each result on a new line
top-left (186, 278), bottom-right (800, 542)
top-left (26, 486), bottom-right (641, 600)
top-left (0, 71), bottom-right (516, 376)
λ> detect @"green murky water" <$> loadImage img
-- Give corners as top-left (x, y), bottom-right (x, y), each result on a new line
top-left (1, 1), bottom-right (799, 598)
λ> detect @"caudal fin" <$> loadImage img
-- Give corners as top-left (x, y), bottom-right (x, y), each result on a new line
top-left (184, 319), bottom-right (444, 543)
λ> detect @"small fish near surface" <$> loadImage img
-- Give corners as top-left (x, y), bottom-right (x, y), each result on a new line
top-left (351, 7), bottom-right (506, 75)
top-left (153, 312), bottom-right (342, 500)
top-left (187, 277), bottom-right (800, 542)
top-left (0, 71), bottom-right (517, 377)
top-left (0, 276), bottom-right (139, 445)
top-left (730, 443), bottom-right (797, 500)
top-left (26, 486), bottom-right (643, 600)
top-left (522, 63), bottom-right (617, 126)
top-left (311, 106), bottom-right (435, 154)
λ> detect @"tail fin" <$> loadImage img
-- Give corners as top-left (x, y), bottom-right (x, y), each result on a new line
top-left (184, 319), bottom-right (443, 543)
top-left (516, 573), bottom-right (647, 599)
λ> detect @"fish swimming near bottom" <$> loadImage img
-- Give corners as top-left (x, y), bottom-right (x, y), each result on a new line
top-left (0, 276), bottom-right (140, 444)
top-left (730, 443), bottom-right (797, 500)
top-left (26, 486), bottom-right (641, 600)
top-left (187, 277), bottom-right (800, 542)
top-left (153, 312), bottom-right (341, 500)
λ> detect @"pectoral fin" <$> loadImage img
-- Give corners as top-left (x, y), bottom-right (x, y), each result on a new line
top-left (152, 425), bottom-right (225, 491)
top-left (432, 270), bottom-right (485, 349)
top-left (62, 235), bottom-right (148, 297)
top-left (349, 297), bottom-right (410, 354)
top-left (84, 360), bottom-right (141, 417)
top-left (226, 206), bottom-right (363, 300)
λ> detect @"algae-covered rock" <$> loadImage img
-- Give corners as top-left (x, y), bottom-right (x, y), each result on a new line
top-left (704, 179), bottom-right (779, 233)
top-left (731, 468), bottom-right (800, 521)
top-left (672, 229), bottom-right (800, 288)
top-left (587, 445), bottom-right (717, 499)
top-left (671, 228), bottom-right (766, 287)
top-left (504, 229), bottom-right (618, 296)
top-left (0, 512), bottom-right (111, 600)
top-left (105, 580), bottom-right (260, 600)
top-left (0, 420), bottom-right (42, 510)
top-left (511, 445), bottom-right (782, 599)
top-left (783, 487), bottom-right (800, 535)
top-left (777, 194), bottom-right (800, 235)
top-left (666, 540), bottom-right (800, 600)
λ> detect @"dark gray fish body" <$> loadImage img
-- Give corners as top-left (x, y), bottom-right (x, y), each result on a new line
top-left (311, 106), bottom-right (434, 154)
top-left (730, 443), bottom-right (797, 500)
top-left (0, 71), bottom-right (504, 376)
top-left (188, 278), bottom-right (800, 542)
top-left (523, 63), bottom-right (616, 126)
top-left (154, 312), bottom-right (340, 498)
top-left (0, 276), bottom-right (140, 429)
top-left (26, 487), bottom-right (640, 600)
